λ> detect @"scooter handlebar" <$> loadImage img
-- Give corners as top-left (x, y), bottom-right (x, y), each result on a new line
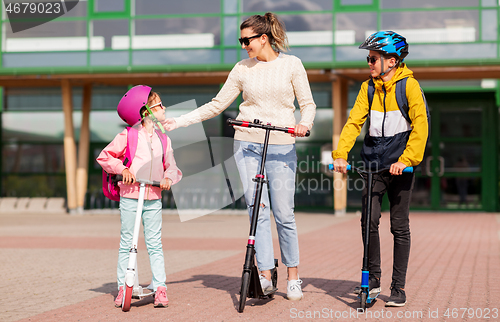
top-left (328, 164), bottom-right (414, 173)
top-left (113, 174), bottom-right (161, 187)
top-left (227, 118), bottom-right (310, 137)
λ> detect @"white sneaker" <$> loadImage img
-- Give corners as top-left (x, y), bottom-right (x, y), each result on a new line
top-left (259, 274), bottom-right (273, 292)
top-left (287, 279), bottom-right (303, 301)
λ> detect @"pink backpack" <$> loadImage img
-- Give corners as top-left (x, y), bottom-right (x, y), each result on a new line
top-left (102, 127), bottom-right (168, 201)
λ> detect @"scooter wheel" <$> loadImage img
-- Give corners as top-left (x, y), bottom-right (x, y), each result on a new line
top-left (360, 292), bottom-right (367, 310)
top-left (238, 271), bottom-right (251, 313)
top-left (122, 285), bottom-right (133, 312)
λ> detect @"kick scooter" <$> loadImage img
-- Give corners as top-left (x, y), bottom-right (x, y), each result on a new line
top-left (228, 118), bottom-right (310, 313)
top-left (329, 164), bottom-right (413, 310)
top-left (114, 175), bottom-right (160, 312)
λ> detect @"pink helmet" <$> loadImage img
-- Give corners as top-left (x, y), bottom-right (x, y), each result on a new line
top-left (117, 85), bottom-right (152, 126)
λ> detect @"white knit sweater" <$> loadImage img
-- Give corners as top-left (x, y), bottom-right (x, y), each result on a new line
top-left (174, 53), bottom-right (316, 144)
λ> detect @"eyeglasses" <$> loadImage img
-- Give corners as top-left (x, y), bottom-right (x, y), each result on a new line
top-left (239, 34), bottom-right (263, 46)
top-left (149, 101), bottom-right (164, 111)
top-left (366, 56), bottom-right (380, 64)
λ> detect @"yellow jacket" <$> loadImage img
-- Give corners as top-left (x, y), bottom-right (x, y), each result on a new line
top-left (332, 64), bottom-right (428, 168)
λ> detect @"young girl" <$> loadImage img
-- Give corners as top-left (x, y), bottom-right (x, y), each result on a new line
top-left (97, 85), bottom-right (182, 308)
top-left (163, 12), bottom-right (316, 301)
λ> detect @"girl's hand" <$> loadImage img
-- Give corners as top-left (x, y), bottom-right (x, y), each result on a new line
top-left (121, 168), bottom-right (136, 184)
top-left (160, 178), bottom-right (172, 191)
top-left (292, 124), bottom-right (308, 137)
top-left (162, 118), bottom-right (177, 131)
top-left (332, 158), bottom-right (348, 174)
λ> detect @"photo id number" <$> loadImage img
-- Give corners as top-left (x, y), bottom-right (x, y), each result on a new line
top-left (5, 2), bottom-right (62, 15)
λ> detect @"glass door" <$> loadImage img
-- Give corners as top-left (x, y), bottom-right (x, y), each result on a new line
top-left (410, 92), bottom-right (497, 211)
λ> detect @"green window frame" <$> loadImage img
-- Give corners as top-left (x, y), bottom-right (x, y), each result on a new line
top-left (334, 0), bottom-right (379, 12)
top-left (89, 0), bottom-right (130, 18)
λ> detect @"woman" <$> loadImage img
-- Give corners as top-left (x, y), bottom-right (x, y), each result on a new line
top-left (163, 12), bottom-right (316, 301)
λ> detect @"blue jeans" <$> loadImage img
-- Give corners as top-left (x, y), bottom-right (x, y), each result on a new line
top-left (118, 197), bottom-right (166, 290)
top-left (234, 140), bottom-right (299, 271)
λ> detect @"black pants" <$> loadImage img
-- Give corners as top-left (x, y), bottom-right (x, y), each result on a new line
top-left (361, 172), bottom-right (414, 289)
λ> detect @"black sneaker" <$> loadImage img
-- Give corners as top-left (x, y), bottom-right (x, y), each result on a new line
top-left (353, 276), bottom-right (381, 295)
top-left (385, 287), bottom-right (406, 307)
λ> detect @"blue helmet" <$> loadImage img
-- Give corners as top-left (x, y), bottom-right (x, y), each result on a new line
top-left (359, 31), bottom-right (409, 60)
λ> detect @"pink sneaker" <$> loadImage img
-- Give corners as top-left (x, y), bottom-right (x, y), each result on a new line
top-left (114, 286), bottom-right (124, 308)
top-left (154, 286), bottom-right (169, 308)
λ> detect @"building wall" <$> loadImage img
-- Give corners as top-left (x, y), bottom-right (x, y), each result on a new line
top-left (1, 0), bottom-right (499, 211)
top-left (1, 0), bottom-right (499, 71)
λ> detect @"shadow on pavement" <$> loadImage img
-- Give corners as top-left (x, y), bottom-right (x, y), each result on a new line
top-left (90, 277), bottom-right (383, 310)
top-left (90, 282), bottom-right (116, 295)
top-left (301, 278), bottom-right (370, 309)
top-left (168, 274), bottom-right (278, 311)
top-left (168, 275), bottom-right (375, 310)
top-left (90, 282), bottom-right (156, 308)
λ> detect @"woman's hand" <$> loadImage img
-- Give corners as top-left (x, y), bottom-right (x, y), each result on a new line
top-left (162, 118), bottom-right (177, 131)
top-left (121, 168), bottom-right (136, 184)
top-left (332, 158), bottom-right (348, 174)
top-left (160, 178), bottom-right (172, 191)
top-left (292, 124), bottom-right (308, 137)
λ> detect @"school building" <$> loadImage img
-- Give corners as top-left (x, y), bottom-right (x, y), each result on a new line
top-left (0, 0), bottom-right (499, 213)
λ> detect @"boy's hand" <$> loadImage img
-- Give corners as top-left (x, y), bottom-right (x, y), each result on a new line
top-left (390, 162), bottom-right (407, 175)
top-left (162, 118), bottom-right (177, 131)
top-left (121, 168), bottom-right (136, 184)
top-left (160, 178), bottom-right (172, 191)
top-left (332, 158), bottom-right (348, 174)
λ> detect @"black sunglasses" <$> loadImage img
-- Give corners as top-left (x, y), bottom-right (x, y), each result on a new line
top-left (239, 34), bottom-right (263, 46)
top-left (366, 55), bottom-right (380, 64)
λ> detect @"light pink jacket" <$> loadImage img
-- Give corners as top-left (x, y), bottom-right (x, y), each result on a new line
top-left (97, 126), bottom-right (182, 200)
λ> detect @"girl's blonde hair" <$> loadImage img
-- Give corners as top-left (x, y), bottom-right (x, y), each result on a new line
top-left (240, 12), bottom-right (289, 52)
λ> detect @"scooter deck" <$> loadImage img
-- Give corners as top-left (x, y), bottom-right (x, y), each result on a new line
top-left (366, 291), bottom-right (380, 303)
top-left (247, 262), bottom-right (278, 299)
top-left (260, 286), bottom-right (278, 299)
top-left (132, 286), bottom-right (155, 299)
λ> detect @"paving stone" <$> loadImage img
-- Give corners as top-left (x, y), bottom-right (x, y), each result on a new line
top-left (0, 211), bottom-right (497, 321)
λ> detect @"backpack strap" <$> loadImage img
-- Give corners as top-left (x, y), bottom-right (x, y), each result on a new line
top-left (155, 129), bottom-right (168, 171)
top-left (367, 78), bottom-right (375, 110)
top-left (395, 77), bottom-right (412, 124)
top-left (123, 127), bottom-right (168, 171)
top-left (123, 127), bottom-right (138, 168)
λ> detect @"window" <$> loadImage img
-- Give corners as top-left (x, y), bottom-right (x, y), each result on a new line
top-left (135, 0), bottom-right (220, 15)
top-left (94, 0), bottom-right (125, 12)
top-left (92, 20), bottom-right (129, 50)
top-left (126, 17), bottom-right (221, 50)
top-left (381, 0), bottom-right (479, 9)
top-left (381, 10), bottom-right (479, 44)
top-left (336, 12), bottom-right (377, 44)
top-left (281, 14), bottom-right (333, 46)
top-left (242, 0), bottom-right (332, 12)
top-left (3, 20), bottom-right (89, 52)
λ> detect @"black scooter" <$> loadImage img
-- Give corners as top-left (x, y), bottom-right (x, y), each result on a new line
top-left (328, 164), bottom-right (413, 309)
top-left (228, 118), bottom-right (310, 313)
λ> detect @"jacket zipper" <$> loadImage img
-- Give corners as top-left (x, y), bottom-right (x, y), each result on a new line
top-left (382, 85), bottom-right (387, 137)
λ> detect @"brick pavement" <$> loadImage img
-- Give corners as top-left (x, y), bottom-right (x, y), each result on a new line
top-left (0, 211), bottom-right (499, 321)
